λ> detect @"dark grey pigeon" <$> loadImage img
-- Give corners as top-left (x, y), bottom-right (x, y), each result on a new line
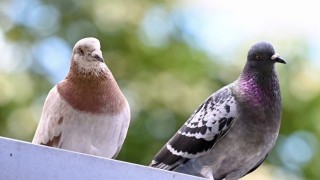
top-left (150, 42), bottom-right (286, 180)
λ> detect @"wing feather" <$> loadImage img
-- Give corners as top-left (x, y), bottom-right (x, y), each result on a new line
top-left (32, 86), bottom-right (64, 148)
top-left (151, 86), bottom-right (237, 170)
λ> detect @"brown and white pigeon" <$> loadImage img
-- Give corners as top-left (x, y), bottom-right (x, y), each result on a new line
top-left (150, 42), bottom-right (285, 180)
top-left (32, 37), bottom-right (130, 159)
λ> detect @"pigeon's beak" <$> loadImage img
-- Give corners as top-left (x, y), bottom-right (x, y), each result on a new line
top-left (92, 51), bottom-right (104, 62)
top-left (271, 53), bottom-right (286, 64)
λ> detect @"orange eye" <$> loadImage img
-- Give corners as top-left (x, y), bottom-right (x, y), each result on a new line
top-left (256, 55), bottom-right (261, 60)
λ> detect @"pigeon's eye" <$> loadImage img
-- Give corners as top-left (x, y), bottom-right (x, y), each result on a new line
top-left (79, 48), bottom-right (85, 56)
top-left (255, 55), bottom-right (261, 60)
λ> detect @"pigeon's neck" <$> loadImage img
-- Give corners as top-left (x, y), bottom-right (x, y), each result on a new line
top-left (57, 62), bottom-right (127, 115)
top-left (237, 65), bottom-right (280, 107)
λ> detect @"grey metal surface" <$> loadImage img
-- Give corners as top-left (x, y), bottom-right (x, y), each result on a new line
top-left (0, 137), bottom-right (204, 180)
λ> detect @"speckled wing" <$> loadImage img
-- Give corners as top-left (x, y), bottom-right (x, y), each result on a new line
top-left (32, 86), bottom-right (64, 147)
top-left (150, 86), bottom-right (237, 170)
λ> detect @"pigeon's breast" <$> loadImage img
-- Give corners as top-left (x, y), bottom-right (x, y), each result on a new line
top-left (57, 78), bottom-right (127, 115)
top-left (54, 88), bottom-right (129, 157)
top-left (235, 75), bottom-right (282, 124)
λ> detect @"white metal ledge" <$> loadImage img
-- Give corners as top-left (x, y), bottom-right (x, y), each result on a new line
top-left (0, 137), bottom-right (204, 180)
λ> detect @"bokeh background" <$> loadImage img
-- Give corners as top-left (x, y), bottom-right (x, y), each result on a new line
top-left (0, 0), bottom-right (319, 179)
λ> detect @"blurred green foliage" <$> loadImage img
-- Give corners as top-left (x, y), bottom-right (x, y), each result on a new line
top-left (0, 0), bottom-right (319, 179)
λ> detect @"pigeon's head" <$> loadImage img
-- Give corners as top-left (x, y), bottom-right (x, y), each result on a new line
top-left (247, 42), bottom-right (286, 69)
top-left (72, 37), bottom-right (105, 73)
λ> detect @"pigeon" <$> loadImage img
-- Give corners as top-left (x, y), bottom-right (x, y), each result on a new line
top-left (150, 42), bottom-right (286, 180)
top-left (32, 37), bottom-right (130, 159)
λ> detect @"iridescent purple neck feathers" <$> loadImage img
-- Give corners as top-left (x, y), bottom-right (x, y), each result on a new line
top-left (237, 66), bottom-right (280, 107)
